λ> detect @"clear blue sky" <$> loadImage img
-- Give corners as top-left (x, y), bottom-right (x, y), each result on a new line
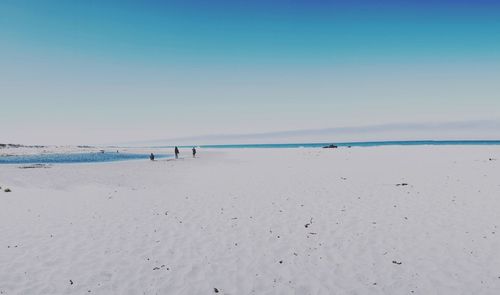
top-left (1, 0), bottom-right (499, 144)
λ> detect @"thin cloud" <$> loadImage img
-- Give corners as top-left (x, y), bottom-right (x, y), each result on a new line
top-left (126, 119), bottom-right (500, 146)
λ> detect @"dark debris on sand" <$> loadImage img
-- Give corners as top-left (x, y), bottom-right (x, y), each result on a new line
top-left (304, 217), bottom-right (313, 228)
top-left (19, 164), bottom-right (51, 169)
top-left (153, 265), bottom-right (169, 271)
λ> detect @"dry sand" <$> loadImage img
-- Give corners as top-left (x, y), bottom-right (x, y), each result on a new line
top-left (1, 146), bottom-right (500, 294)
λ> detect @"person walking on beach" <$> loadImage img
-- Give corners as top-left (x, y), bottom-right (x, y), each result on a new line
top-left (174, 146), bottom-right (179, 159)
top-left (192, 147), bottom-right (197, 158)
top-left (150, 153), bottom-right (155, 161)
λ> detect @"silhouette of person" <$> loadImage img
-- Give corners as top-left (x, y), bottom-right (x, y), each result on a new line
top-left (192, 147), bottom-right (197, 158)
top-left (174, 146), bottom-right (179, 159)
top-left (150, 153), bottom-right (155, 161)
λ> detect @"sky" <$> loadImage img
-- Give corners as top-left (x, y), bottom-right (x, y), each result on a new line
top-left (1, 0), bottom-right (499, 145)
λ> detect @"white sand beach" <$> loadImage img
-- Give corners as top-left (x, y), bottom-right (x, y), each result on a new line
top-left (1, 146), bottom-right (499, 294)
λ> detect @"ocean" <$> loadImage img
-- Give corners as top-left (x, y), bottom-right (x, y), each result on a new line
top-left (166, 140), bottom-right (500, 149)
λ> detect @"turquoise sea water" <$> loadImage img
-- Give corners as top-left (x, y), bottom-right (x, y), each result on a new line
top-left (170, 140), bottom-right (500, 149)
top-left (0, 152), bottom-right (171, 164)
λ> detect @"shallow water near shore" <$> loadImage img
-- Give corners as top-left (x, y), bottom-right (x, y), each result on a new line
top-left (0, 152), bottom-right (171, 164)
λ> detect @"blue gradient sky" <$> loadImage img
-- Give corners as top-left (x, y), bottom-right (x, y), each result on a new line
top-left (1, 0), bottom-right (499, 144)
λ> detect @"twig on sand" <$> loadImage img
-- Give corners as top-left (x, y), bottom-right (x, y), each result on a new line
top-left (305, 217), bottom-right (313, 228)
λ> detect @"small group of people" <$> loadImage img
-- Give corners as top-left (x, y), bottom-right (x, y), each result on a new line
top-left (149, 146), bottom-right (197, 161)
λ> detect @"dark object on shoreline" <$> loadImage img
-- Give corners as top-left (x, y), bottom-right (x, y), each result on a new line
top-left (192, 147), bottom-right (197, 158)
top-left (214, 288), bottom-right (219, 293)
top-left (392, 260), bottom-right (402, 265)
top-left (150, 153), bottom-right (155, 161)
top-left (4, 188), bottom-right (11, 192)
top-left (396, 183), bottom-right (409, 186)
top-left (174, 146), bottom-right (179, 159)
top-left (0, 143), bottom-right (45, 149)
top-left (323, 144), bottom-right (338, 149)
top-left (19, 164), bottom-right (51, 169)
